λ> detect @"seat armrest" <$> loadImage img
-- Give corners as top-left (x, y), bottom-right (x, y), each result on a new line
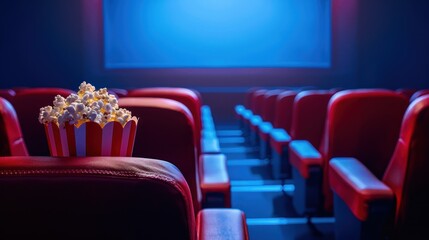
top-left (200, 154), bottom-right (231, 207)
top-left (270, 128), bottom-right (291, 142)
top-left (289, 140), bottom-right (322, 178)
top-left (269, 128), bottom-right (291, 154)
top-left (197, 209), bottom-right (249, 240)
top-left (202, 138), bottom-right (220, 154)
top-left (234, 105), bottom-right (245, 117)
top-left (329, 158), bottom-right (394, 221)
top-left (250, 115), bottom-right (262, 130)
top-left (258, 122), bottom-right (273, 140)
top-left (242, 110), bottom-right (253, 120)
top-left (258, 122), bottom-right (272, 133)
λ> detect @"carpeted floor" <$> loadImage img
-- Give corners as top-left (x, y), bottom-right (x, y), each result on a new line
top-left (217, 126), bottom-right (335, 240)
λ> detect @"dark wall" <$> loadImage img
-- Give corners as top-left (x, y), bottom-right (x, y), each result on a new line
top-left (7, 1), bottom-right (427, 124)
top-left (357, 0), bottom-right (429, 89)
top-left (0, 0), bottom-right (85, 89)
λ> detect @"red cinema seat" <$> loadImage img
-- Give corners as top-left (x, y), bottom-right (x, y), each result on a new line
top-left (270, 90), bottom-right (333, 183)
top-left (0, 156), bottom-right (248, 240)
top-left (127, 88), bottom-right (209, 154)
top-left (241, 89), bottom-right (266, 144)
top-left (234, 87), bottom-right (261, 132)
top-left (268, 90), bottom-right (297, 179)
top-left (246, 87), bottom-right (262, 109)
top-left (236, 89), bottom-right (268, 138)
top-left (11, 88), bottom-right (74, 156)
top-left (0, 89), bottom-right (15, 102)
top-left (272, 90), bottom-right (297, 131)
top-left (410, 89), bottom-right (429, 102)
top-left (0, 97), bottom-right (28, 156)
top-left (119, 98), bottom-right (231, 213)
top-left (257, 90), bottom-right (285, 159)
top-left (330, 95), bottom-right (429, 239)
top-left (289, 89), bottom-right (408, 216)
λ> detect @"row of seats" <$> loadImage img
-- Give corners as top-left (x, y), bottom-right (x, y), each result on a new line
top-left (0, 87), bottom-right (248, 239)
top-left (235, 87), bottom-right (429, 239)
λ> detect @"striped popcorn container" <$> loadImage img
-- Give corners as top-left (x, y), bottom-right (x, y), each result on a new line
top-left (44, 118), bottom-right (138, 157)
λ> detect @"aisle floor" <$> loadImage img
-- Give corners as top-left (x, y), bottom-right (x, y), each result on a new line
top-left (217, 127), bottom-right (335, 240)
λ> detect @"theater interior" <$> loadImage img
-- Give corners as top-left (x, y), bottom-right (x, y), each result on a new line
top-left (1, 0), bottom-right (429, 239)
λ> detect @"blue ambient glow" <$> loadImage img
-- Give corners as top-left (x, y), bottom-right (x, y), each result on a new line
top-left (104, 0), bottom-right (331, 68)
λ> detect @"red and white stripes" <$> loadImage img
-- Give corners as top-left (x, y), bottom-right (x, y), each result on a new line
top-left (44, 119), bottom-right (137, 157)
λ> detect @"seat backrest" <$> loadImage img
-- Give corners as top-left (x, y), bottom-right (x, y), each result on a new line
top-left (261, 90), bottom-right (284, 123)
top-left (273, 91), bottom-right (297, 132)
top-left (290, 90), bottom-right (334, 148)
top-left (119, 97), bottom-right (201, 213)
top-left (0, 156), bottom-right (195, 240)
top-left (127, 88), bottom-right (202, 157)
top-left (320, 89), bottom-right (408, 211)
top-left (0, 98), bottom-right (28, 156)
top-left (250, 89), bottom-right (267, 115)
top-left (11, 88), bottom-right (74, 156)
top-left (0, 89), bottom-right (15, 102)
top-left (245, 87), bottom-right (261, 109)
top-left (409, 89), bottom-right (429, 102)
top-left (383, 96), bottom-right (429, 238)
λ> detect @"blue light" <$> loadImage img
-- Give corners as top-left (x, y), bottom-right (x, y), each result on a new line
top-left (104, 0), bottom-right (331, 68)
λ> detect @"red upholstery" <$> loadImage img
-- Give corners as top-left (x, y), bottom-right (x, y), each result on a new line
top-left (320, 89), bottom-right (408, 211)
top-left (127, 88), bottom-right (202, 156)
top-left (245, 87), bottom-right (261, 109)
top-left (395, 88), bottom-right (417, 100)
top-left (329, 158), bottom-right (394, 221)
top-left (118, 97), bottom-right (201, 213)
top-left (289, 140), bottom-right (323, 179)
top-left (190, 88), bottom-right (204, 105)
top-left (0, 156), bottom-right (196, 239)
top-left (270, 90), bottom-right (330, 157)
top-left (197, 209), bottom-right (249, 240)
top-left (260, 90), bottom-right (283, 122)
top-left (329, 96), bottom-right (429, 238)
top-left (409, 89), bottom-right (429, 102)
top-left (273, 91), bottom-right (297, 131)
top-left (290, 90), bottom-right (333, 148)
top-left (12, 88), bottom-right (74, 156)
top-left (256, 90), bottom-right (284, 141)
top-left (0, 89), bottom-right (15, 102)
top-left (382, 95), bottom-right (429, 237)
top-left (0, 98), bottom-right (28, 156)
top-left (250, 89), bottom-right (267, 115)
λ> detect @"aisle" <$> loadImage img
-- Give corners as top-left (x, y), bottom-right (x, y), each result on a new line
top-left (217, 126), bottom-right (335, 240)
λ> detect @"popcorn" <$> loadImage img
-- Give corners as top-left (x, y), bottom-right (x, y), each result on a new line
top-left (39, 81), bottom-right (135, 127)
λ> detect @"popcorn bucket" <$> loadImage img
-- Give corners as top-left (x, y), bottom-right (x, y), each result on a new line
top-left (44, 118), bottom-right (138, 157)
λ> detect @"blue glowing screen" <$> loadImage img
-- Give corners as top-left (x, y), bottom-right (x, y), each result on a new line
top-left (104, 0), bottom-right (331, 68)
